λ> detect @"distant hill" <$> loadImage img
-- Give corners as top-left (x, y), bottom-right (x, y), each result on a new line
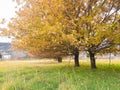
top-left (0, 43), bottom-right (11, 53)
top-left (0, 42), bottom-right (27, 60)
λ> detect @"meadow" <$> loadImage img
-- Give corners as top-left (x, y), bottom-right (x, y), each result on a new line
top-left (0, 59), bottom-right (120, 90)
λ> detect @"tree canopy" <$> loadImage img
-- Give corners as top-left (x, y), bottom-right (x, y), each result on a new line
top-left (2, 0), bottom-right (120, 68)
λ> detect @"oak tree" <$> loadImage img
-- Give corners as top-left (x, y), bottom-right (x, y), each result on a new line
top-left (3, 0), bottom-right (120, 68)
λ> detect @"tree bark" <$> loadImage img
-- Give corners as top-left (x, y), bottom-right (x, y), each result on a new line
top-left (57, 57), bottom-right (62, 63)
top-left (74, 48), bottom-right (80, 67)
top-left (89, 51), bottom-right (96, 69)
top-left (0, 54), bottom-right (2, 61)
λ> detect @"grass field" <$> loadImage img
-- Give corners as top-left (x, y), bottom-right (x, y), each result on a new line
top-left (0, 59), bottom-right (120, 90)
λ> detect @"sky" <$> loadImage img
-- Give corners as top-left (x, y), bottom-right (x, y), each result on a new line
top-left (0, 0), bottom-right (16, 43)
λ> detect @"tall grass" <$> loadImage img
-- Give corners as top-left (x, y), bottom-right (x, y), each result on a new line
top-left (0, 59), bottom-right (120, 90)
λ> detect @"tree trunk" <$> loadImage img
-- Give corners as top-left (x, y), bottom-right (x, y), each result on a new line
top-left (74, 49), bottom-right (80, 67)
top-left (89, 51), bottom-right (96, 69)
top-left (57, 57), bottom-right (62, 63)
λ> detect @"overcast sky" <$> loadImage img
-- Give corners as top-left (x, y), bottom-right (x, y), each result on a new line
top-left (0, 0), bottom-right (16, 43)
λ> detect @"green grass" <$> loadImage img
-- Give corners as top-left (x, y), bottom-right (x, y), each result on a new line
top-left (0, 59), bottom-right (120, 90)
